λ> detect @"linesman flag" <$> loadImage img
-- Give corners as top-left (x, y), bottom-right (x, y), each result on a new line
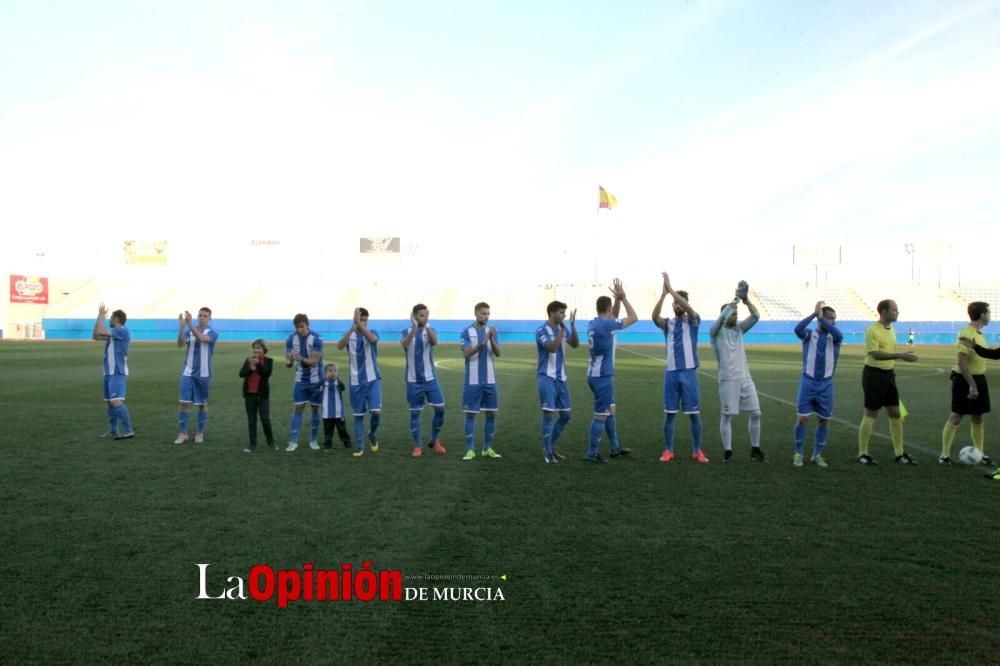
top-left (598, 186), bottom-right (618, 210)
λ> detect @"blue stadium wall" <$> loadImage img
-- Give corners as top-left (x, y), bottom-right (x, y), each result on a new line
top-left (42, 318), bottom-right (995, 345)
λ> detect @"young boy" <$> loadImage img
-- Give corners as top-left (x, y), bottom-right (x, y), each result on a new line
top-left (322, 363), bottom-right (352, 451)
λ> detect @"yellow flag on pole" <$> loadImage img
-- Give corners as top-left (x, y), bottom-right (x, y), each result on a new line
top-left (598, 186), bottom-right (617, 209)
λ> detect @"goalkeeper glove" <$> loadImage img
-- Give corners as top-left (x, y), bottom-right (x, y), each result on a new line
top-left (735, 280), bottom-right (749, 301)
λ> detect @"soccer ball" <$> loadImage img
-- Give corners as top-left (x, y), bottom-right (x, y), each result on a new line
top-left (959, 445), bottom-right (983, 465)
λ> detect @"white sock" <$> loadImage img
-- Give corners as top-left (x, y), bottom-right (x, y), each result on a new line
top-left (720, 414), bottom-right (733, 451)
top-left (749, 411), bottom-right (761, 448)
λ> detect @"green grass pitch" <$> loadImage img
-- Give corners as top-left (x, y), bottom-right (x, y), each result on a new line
top-left (1, 340), bottom-right (998, 662)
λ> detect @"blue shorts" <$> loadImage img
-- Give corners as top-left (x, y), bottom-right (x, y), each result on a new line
top-left (406, 379), bottom-right (445, 411)
top-left (462, 384), bottom-right (498, 413)
top-left (350, 380), bottom-right (383, 415)
top-left (587, 376), bottom-right (615, 416)
top-left (796, 376), bottom-right (834, 419)
top-left (538, 376), bottom-right (571, 411)
top-left (293, 381), bottom-right (323, 406)
top-left (664, 368), bottom-right (700, 414)
top-left (103, 375), bottom-right (127, 401)
top-left (179, 375), bottom-right (211, 405)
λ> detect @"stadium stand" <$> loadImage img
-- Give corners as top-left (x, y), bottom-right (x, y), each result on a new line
top-left (11, 265), bottom-right (996, 343)
top-left (25, 276), bottom-right (990, 322)
top-left (954, 285), bottom-right (1000, 309)
top-left (852, 285), bottom-right (966, 322)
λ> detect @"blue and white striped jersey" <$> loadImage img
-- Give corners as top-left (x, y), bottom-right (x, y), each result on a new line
top-left (460, 325), bottom-right (499, 386)
top-left (286, 330), bottom-right (323, 384)
top-left (658, 315), bottom-right (700, 371)
top-left (348, 330), bottom-right (381, 386)
top-left (401, 327), bottom-right (436, 383)
top-left (536, 323), bottom-right (569, 381)
top-left (794, 314), bottom-right (843, 379)
top-left (181, 327), bottom-right (219, 378)
top-left (322, 379), bottom-right (346, 419)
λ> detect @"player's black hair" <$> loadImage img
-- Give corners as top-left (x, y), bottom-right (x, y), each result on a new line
top-left (876, 299), bottom-right (894, 315)
top-left (821, 306), bottom-right (836, 318)
top-left (358, 307), bottom-right (370, 318)
top-left (293, 313), bottom-right (309, 327)
top-left (547, 300), bottom-right (567, 316)
top-left (199, 307), bottom-right (212, 317)
top-left (412, 303), bottom-right (428, 315)
top-left (111, 309), bottom-right (127, 325)
top-left (474, 302), bottom-right (490, 312)
top-left (675, 290), bottom-right (689, 301)
top-left (969, 301), bottom-right (990, 322)
top-left (325, 363), bottom-right (337, 372)
top-left (596, 296), bottom-right (612, 314)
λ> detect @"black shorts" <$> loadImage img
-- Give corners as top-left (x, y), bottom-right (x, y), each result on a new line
top-left (950, 372), bottom-right (990, 415)
top-left (862, 366), bottom-right (899, 411)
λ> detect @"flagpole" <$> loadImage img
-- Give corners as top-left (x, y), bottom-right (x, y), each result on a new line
top-left (595, 206), bottom-right (599, 283)
top-left (595, 187), bottom-right (601, 284)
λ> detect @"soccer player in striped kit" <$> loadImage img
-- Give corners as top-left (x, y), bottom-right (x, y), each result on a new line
top-left (337, 307), bottom-right (383, 457)
top-left (584, 278), bottom-right (638, 463)
top-left (174, 307), bottom-right (219, 444)
top-left (792, 301), bottom-right (843, 468)
top-left (93, 303), bottom-right (134, 439)
top-left (651, 271), bottom-right (706, 463)
top-left (536, 300), bottom-right (579, 464)
top-left (285, 313), bottom-right (324, 451)
top-left (460, 302), bottom-right (502, 460)
top-left (401, 304), bottom-right (447, 458)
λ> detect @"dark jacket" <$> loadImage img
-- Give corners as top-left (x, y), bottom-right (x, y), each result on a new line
top-left (239, 356), bottom-right (273, 399)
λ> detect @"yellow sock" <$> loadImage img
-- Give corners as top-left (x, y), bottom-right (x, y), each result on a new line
top-left (859, 416), bottom-right (876, 456)
top-left (971, 421), bottom-right (985, 453)
top-left (889, 418), bottom-right (904, 457)
top-left (942, 422), bottom-right (958, 458)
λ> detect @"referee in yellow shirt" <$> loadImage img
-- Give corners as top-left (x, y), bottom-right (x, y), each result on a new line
top-left (959, 334), bottom-right (1000, 479)
top-left (949, 302), bottom-right (993, 466)
top-left (858, 299), bottom-right (919, 464)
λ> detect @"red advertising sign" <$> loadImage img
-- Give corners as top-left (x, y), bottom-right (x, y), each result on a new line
top-left (10, 275), bottom-right (49, 304)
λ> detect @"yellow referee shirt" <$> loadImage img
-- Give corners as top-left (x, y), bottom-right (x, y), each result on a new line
top-left (864, 321), bottom-right (896, 370)
top-left (954, 325), bottom-right (986, 376)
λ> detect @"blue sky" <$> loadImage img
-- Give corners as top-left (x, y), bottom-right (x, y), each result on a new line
top-left (2, 0), bottom-right (999, 281)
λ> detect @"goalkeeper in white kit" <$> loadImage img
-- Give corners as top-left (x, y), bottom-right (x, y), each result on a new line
top-left (710, 280), bottom-right (767, 462)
